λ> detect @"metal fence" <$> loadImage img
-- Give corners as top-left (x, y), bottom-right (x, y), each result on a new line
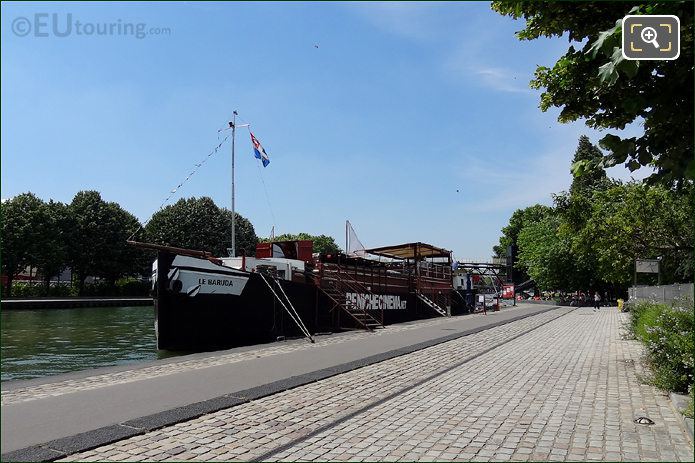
top-left (628, 283), bottom-right (694, 303)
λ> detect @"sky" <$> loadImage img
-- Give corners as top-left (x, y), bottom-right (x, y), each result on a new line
top-left (1, 1), bottom-right (648, 261)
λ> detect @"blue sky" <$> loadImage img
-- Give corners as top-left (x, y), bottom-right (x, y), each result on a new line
top-left (1, 1), bottom-right (646, 261)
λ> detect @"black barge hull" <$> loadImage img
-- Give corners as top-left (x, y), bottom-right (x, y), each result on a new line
top-left (154, 251), bottom-right (449, 351)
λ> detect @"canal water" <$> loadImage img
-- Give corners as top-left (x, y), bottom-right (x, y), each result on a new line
top-left (1, 306), bottom-right (182, 382)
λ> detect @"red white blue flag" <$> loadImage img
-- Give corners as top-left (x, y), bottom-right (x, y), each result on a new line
top-left (250, 132), bottom-right (270, 167)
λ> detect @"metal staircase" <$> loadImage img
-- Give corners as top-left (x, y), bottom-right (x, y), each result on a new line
top-left (318, 265), bottom-right (384, 332)
top-left (416, 291), bottom-right (448, 317)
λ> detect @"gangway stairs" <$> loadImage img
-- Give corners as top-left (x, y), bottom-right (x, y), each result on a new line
top-left (416, 291), bottom-right (449, 317)
top-left (258, 272), bottom-right (314, 343)
top-left (317, 266), bottom-right (384, 332)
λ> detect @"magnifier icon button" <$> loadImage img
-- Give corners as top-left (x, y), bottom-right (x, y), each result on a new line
top-left (641, 27), bottom-right (660, 48)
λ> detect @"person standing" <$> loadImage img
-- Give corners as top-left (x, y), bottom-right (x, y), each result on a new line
top-left (593, 292), bottom-right (601, 310)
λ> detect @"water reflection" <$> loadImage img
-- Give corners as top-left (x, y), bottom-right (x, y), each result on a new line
top-left (0, 306), bottom-right (182, 382)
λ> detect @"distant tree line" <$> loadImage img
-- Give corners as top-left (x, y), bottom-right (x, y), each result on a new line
top-left (1, 192), bottom-right (342, 297)
top-left (495, 136), bottom-right (694, 297)
top-left (259, 233), bottom-right (341, 254)
top-left (0, 192), bottom-right (258, 297)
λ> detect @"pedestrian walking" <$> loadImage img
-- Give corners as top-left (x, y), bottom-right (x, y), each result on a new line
top-left (593, 292), bottom-right (601, 310)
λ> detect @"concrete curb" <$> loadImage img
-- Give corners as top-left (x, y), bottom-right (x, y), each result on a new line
top-left (2, 305), bottom-right (567, 462)
top-left (670, 392), bottom-right (694, 443)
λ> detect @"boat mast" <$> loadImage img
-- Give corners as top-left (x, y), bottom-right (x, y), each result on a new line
top-left (230, 110), bottom-right (237, 257)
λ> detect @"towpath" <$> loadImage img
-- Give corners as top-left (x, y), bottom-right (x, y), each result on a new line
top-left (2, 305), bottom-right (692, 461)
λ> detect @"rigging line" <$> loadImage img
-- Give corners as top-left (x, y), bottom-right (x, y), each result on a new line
top-left (221, 112), bottom-right (277, 234)
top-left (127, 135), bottom-right (231, 241)
top-left (255, 159), bottom-right (278, 231)
top-left (243, 124), bottom-right (278, 233)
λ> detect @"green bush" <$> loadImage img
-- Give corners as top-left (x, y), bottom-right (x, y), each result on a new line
top-left (46, 284), bottom-right (77, 297)
top-left (631, 301), bottom-right (663, 341)
top-left (5, 279), bottom-right (149, 297)
top-left (80, 279), bottom-right (149, 296)
top-left (630, 299), bottom-right (694, 394)
top-left (8, 282), bottom-right (75, 297)
top-left (684, 387), bottom-right (694, 419)
top-left (115, 278), bottom-right (150, 296)
top-left (78, 281), bottom-right (112, 297)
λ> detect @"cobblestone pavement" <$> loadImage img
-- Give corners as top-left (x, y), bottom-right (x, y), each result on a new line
top-left (1, 306), bottom-right (521, 406)
top-left (61, 308), bottom-right (693, 462)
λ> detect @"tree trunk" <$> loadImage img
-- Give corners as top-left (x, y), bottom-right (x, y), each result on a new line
top-left (5, 275), bottom-right (13, 298)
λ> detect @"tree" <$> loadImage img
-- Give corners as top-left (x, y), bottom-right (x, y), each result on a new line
top-left (144, 197), bottom-right (258, 257)
top-left (260, 233), bottom-right (341, 254)
top-left (573, 182), bottom-right (693, 287)
top-left (0, 193), bottom-right (49, 297)
top-left (493, 204), bottom-right (554, 258)
top-left (554, 137), bottom-right (612, 265)
top-left (220, 209), bottom-right (259, 257)
top-left (569, 136), bottom-right (610, 195)
top-left (67, 191), bottom-right (143, 294)
top-left (98, 202), bottom-right (145, 285)
top-left (34, 200), bottom-right (69, 292)
top-left (549, 136), bottom-right (613, 291)
top-left (516, 214), bottom-right (581, 291)
top-left (492, 1), bottom-right (694, 184)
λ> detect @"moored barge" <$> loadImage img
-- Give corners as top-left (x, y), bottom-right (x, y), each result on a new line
top-left (141, 240), bottom-right (455, 351)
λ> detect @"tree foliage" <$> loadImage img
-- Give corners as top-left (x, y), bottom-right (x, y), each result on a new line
top-left (0, 193), bottom-right (51, 296)
top-left (493, 204), bottom-right (554, 258)
top-left (34, 200), bottom-right (70, 289)
top-left (573, 182), bottom-right (694, 286)
top-left (492, 1), bottom-right (694, 184)
top-left (144, 197), bottom-right (258, 257)
top-left (259, 233), bottom-right (341, 254)
top-left (505, 183), bottom-right (694, 292)
top-left (516, 214), bottom-right (582, 290)
top-left (569, 135), bottom-right (610, 195)
top-left (495, 132), bottom-right (693, 293)
top-left (1, 192), bottom-right (266, 297)
top-left (67, 191), bottom-right (144, 293)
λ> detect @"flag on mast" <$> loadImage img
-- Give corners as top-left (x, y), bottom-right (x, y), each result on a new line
top-left (250, 132), bottom-right (270, 167)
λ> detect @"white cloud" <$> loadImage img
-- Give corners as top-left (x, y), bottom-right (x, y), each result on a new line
top-left (347, 2), bottom-right (537, 95)
top-left (453, 118), bottom-right (655, 216)
top-left (456, 149), bottom-right (571, 213)
top-left (471, 66), bottom-right (534, 94)
top-left (437, 16), bottom-right (538, 96)
top-left (347, 1), bottom-right (456, 42)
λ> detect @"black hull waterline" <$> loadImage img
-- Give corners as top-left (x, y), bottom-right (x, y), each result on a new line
top-left (154, 251), bottom-right (443, 351)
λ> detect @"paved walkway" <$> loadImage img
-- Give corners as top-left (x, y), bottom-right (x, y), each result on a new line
top-left (51, 308), bottom-right (693, 461)
top-left (0, 306), bottom-right (523, 407)
top-left (1, 304), bottom-right (553, 456)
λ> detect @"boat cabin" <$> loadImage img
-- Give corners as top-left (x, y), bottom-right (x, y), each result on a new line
top-left (220, 240), bottom-right (313, 283)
